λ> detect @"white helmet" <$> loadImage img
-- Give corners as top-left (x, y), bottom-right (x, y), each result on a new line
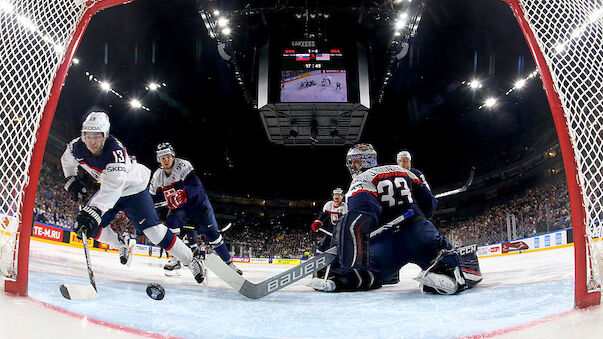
top-left (332, 187), bottom-right (344, 195)
top-left (396, 150), bottom-right (412, 162)
top-left (346, 143), bottom-right (378, 176)
top-left (156, 142), bottom-right (176, 162)
top-left (81, 111), bottom-right (110, 141)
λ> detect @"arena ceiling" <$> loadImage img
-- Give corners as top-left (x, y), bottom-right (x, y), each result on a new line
top-left (53, 0), bottom-right (557, 199)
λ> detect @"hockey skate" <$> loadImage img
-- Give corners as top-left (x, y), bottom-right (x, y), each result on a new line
top-left (118, 233), bottom-right (134, 266)
top-left (164, 257), bottom-right (182, 276)
top-left (226, 260), bottom-right (243, 275)
top-left (187, 257), bottom-right (206, 284)
top-left (309, 277), bottom-right (336, 292)
top-left (416, 271), bottom-right (459, 295)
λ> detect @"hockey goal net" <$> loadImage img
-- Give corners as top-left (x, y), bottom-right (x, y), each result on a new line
top-left (0, 0), bottom-right (601, 307)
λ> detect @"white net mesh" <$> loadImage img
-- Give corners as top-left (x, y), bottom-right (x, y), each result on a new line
top-left (516, 0), bottom-right (603, 292)
top-left (0, 0), bottom-right (93, 281)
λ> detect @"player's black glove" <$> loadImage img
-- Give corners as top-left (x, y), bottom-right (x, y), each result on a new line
top-left (64, 176), bottom-right (87, 202)
top-left (73, 206), bottom-right (102, 238)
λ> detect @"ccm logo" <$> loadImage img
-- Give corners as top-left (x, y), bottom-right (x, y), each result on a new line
top-left (266, 256), bottom-right (327, 292)
top-left (457, 244), bottom-right (477, 256)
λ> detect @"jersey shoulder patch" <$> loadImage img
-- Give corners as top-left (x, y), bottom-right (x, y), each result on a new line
top-left (172, 158), bottom-right (194, 179)
top-left (98, 136), bottom-right (128, 165)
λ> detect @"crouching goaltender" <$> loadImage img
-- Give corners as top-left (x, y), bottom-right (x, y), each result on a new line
top-left (310, 143), bottom-right (482, 294)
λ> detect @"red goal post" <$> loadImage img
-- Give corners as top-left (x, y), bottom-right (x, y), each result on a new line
top-left (504, 0), bottom-right (603, 308)
top-left (0, 0), bottom-right (601, 309)
top-left (0, 0), bottom-right (131, 296)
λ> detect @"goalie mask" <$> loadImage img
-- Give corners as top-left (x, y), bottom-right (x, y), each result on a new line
top-left (81, 111), bottom-right (110, 143)
top-left (346, 143), bottom-right (378, 176)
top-left (156, 142), bottom-right (175, 162)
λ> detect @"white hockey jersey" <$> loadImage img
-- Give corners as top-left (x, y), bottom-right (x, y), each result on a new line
top-left (61, 136), bottom-right (151, 214)
top-left (149, 158), bottom-right (194, 196)
top-left (321, 200), bottom-right (348, 226)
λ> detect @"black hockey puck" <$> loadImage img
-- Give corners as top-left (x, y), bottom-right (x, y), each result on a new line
top-left (146, 283), bottom-right (165, 300)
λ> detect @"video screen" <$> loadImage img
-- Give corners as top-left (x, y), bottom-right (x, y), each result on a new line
top-left (280, 70), bottom-right (348, 102)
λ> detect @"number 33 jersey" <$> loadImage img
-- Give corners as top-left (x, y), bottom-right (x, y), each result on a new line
top-left (345, 164), bottom-right (437, 222)
top-left (61, 135), bottom-right (151, 214)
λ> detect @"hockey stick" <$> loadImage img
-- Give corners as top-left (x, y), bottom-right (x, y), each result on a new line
top-left (318, 228), bottom-right (333, 237)
top-left (317, 209), bottom-right (415, 240)
top-left (219, 222), bottom-right (232, 233)
top-left (207, 211), bottom-right (416, 299)
top-left (59, 231), bottom-right (98, 300)
top-left (434, 166), bottom-right (475, 198)
top-left (154, 201), bottom-right (168, 208)
top-left (205, 246), bottom-right (337, 299)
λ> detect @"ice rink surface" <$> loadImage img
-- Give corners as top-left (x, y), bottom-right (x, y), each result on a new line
top-left (2, 240), bottom-right (603, 339)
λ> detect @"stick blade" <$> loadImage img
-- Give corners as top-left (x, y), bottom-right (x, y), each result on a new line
top-left (204, 254), bottom-right (246, 291)
top-left (60, 284), bottom-right (98, 300)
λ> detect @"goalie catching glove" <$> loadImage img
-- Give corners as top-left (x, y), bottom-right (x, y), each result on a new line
top-left (74, 206), bottom-right (102, 238)
top-left (64, 176), bottom-right (87, 202)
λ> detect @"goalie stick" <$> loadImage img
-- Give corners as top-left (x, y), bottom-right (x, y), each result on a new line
top-left (59, 231), bottom-right (98, 300)
top-left (207, 210), bottom-right (415, 299)
top-left (205, 246), bottom-right (337, 299)
top-left (434, 166), bottom-right (475, 198)
top-left (318, 209), bottom-right (415, 238)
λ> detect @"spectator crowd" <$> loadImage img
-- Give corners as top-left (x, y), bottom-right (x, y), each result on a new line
top-left (34, 162), bottom-right (575, 258)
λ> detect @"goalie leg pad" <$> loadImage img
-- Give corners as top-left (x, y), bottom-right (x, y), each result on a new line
top-left (334, 211), bottom-right (376, 270)
top-left (415, 249), bottom-right (482, 294)
top-left (322, 267), bottom-right (382, 292)
top-left (458, 251), bottom-right (483, 289)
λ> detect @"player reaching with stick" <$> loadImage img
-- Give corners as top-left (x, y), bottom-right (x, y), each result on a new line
top-left (149, 142), bottom-right (242, 275)
top-left (61, 112), bottom-right (205, 284)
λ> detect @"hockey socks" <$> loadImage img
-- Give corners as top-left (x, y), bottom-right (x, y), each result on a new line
top-left (94, 226), bottom-right (120, 249)
top-left (207, 232), bottom-right (231, 262)
top-left (143, 224), bottom-right (192, 265)
top-left (95, 226), bottom-right (130, 265)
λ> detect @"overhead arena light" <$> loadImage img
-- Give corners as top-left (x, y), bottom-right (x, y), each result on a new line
top-left (147, 82), bottom-right (160, 91)
top-left (514, 79), bottom-right (526, 89)
top-left (130, 99), bottom-right (142, 109)
top-left (469, 80), bottom-right (482, 89)
top-left (99, 81), bottom-right (111, 92)
top-left (217, 17), bottom-right (229, 27)
top-left (222, 27), bottom-right (231, 35)
top-left (484, 97), bottom-right (497, 108)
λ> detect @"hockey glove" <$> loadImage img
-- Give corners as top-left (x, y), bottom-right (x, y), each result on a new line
top-left (310, 220), bottom-right (323, 232)
top-left (64, 176), bottom-right (87, 202)
top-left (73, 206), bottom-right (102, 238)
top-left (166, 189), bottom-right (187, 210)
